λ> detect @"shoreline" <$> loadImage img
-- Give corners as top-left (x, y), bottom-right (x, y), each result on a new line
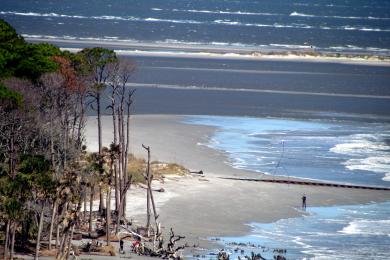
top-left (85, 114), bottom-right (390, 254)
top-left (25, 37), bottom-right (390, 66)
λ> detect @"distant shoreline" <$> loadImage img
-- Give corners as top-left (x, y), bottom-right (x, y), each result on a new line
top-left (25, 37), bottom-right (390, 66)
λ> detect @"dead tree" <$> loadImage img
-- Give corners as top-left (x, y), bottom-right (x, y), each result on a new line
top-left (142, 144), bottom-right (152, 235)
top-left (106, 60), bottom-right (135, 220)
top-left (115, 178), bottom-right (132, 234)
top-left (142, 145), bottom-right (161, 243)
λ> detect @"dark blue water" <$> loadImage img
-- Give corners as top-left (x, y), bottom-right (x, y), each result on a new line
top-left (1, 0), bottom-right (390, 54)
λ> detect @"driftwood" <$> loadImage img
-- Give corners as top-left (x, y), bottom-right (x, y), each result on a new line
top-left (161, 228), bottom-right (187, 259)
top-left (218, 249), bottom-right (229, 260)
top-left (190, 170), bottom-right (204, 175)
top-left (127, 227), bottom-right (188, 259)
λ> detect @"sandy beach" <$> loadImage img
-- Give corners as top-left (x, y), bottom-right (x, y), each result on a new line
top-left (84, 115), bottom-right (390, 253)
top-left (25, 37), bottom-right (390, 66)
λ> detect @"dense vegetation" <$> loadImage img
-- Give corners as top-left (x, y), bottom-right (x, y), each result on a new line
top-left (0, 19), bottom-right (138, 259)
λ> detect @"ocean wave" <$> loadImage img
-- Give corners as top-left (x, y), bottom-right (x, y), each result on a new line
top-left (290, 11), bottom-right (390, 20)
top-left (172, 8), bottom-right (280, 16)
top-left (2, 10), bottom-right (389, 32)
top-left (330, 133), bottom-right (390, 181)
top-left (340, 219), bottom-right (390, 236)
top-left (0, 11), bottom-right (203, 24)
top-left (344, 156), bottom-right (390, 181)
top-left (0, 11), bottom-right (87, 19)
top-left (144, 17), bottom-right (202, 24)
top-left (329, 45), bottom-right (390, 52)
top-left (330, 134), bottom-right (390, 155)
top-left (290, 12), bottom-right (315, 18)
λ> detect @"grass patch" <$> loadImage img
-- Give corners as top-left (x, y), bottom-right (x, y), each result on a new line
top-left (127, 155), bottom-right (189, 184)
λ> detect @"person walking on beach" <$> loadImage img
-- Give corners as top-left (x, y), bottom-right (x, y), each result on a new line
top-left (302, 194), bottom-right (307, 210)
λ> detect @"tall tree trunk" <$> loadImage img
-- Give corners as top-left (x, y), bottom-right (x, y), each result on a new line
top-left (124, 95), bottom-right (132, 216)
top-left (48, 200), bottom-right (57, 251)
top-left (110, 91), bottom-right (120, 213)
top-left (117, 108), bottom-right (124, 217)
top-left (89, 185), bottom-right (94, 232)
top-left (115, 178), bottom-right (131, 234)
top-left (88, 185), bottom-right (95, 232)
top-left (4, 220), bottom-right (10, 260)
top-left (77, 94), bottom-right (85, 148)
top-left (56, 214), bottom-right (60, 249)
top-left (106, 186), bottom-right (111, 245)
top-left (65, 225), bottom-right (75, 260)
top-left (97, 92), bottom-right (105, 214)
top-left (149, 181), bottom-right (159, 236)
top-left (83, 187), bottom-right (87, 220)
top-left (57, 228), bottom-right (68, 260)
top-left (35, 203), bottom-right (45, 260)
top-left (143, 145), bottom-right (151, 235)
top-left (10, 222), bottom-right (16, 260)
top-left (63, 110), bottom-right (69, 169)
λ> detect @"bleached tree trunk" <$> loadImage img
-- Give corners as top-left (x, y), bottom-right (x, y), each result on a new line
top-left (110, 92), bottom-right (120, 212)
top-left (83, 187), bottom-right (87, 220)
top-left (56, 215), bottom-right (60, 249)
top-left (106, 186), bottom-right (111, 245)
top-left (97, 92), bottom-right (105, 214)
top-left (124, 91), bottom-right (133, 216)
top-left (10, 222), bottom-right (16, 260)
top-left (48, 200), bottom-right (57, 250)
top-left (149, 180), bottom-right (160, 236)
top-left (89, 185), bottom-right (94, 232)
top-left (35, 203), bottom-right (45, 260)
top-left (117, 107), bottom-right (124, 216)
top-left (4, 220), bottom-right (10, 260)
top-left (142, 145), bottom-right (151, 235)
top-left (115, 179), bottom-right (131, 234)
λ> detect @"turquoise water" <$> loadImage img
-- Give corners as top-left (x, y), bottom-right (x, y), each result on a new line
top-left (185, 115), bottom-right (390, 259)
top-left (185, 116), bottom-right (390, 187)
top-left (212, 202), bottom-right (390, 259)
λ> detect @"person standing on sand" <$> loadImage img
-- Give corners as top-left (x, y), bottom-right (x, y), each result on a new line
top-left (302, 194), bottom-right (307, 210)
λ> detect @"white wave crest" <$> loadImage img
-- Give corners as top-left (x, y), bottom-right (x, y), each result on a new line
top-left (290, 12), bottom-right (315, 17)
top-left (340, 219), bottom-right (390, 236)
top-left (290, 11), bottom-right (390, 20)
top-left (330, 134), bottom-right (390, 181)
top-left (330, 134), bottom-right (389, 155)
top-left (0, 11), bottom-right (87, 19)
top-left (172, 9), bottom-right (280, 16)
top-left (344, 156), bottom-right (390, 182)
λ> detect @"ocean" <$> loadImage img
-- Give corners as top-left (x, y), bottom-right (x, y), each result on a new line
top-left (1, 0), bottom-right (390, 55)
top-left (185, 115), bottom-right (390, 259)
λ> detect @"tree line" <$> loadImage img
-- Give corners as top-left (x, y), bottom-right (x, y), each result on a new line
top-left (0, 19), bottom-right (137, 259)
